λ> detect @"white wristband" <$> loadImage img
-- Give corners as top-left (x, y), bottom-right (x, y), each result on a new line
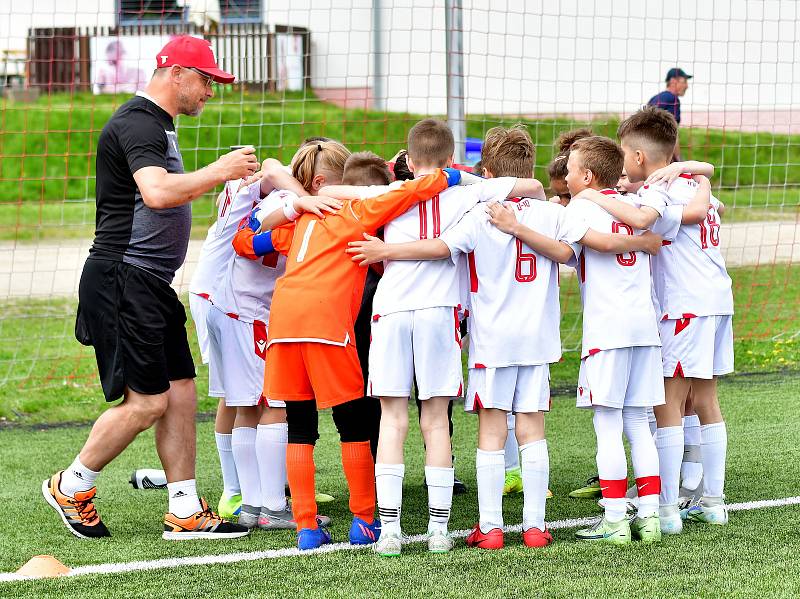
top-left (283, 198), bottom-right (301, 221)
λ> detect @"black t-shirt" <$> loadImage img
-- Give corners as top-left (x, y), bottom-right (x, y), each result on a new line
top-left (91, 94), bottom-right (191, 283)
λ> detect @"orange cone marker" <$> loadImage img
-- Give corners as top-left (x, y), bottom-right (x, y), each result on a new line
top-left (16, 555), bottom-right (70, 578)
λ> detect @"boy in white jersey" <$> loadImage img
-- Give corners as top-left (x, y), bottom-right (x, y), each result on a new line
top-left (349, 127), bottom-right (662, 550)
top-left (361, 119), bottom-right (546, 555)
top-left (540, 136), bottom-right (666, 544)
top-left (582, 106), bottom-right (733, 531)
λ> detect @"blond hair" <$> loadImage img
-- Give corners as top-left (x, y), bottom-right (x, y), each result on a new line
top-left (481, 124), bottom-right (535, 178)
top-left (290, 140), bottom-right (350, 192)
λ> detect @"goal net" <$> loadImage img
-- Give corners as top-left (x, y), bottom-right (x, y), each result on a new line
top-left (0, 0), bottom-right (797, 416)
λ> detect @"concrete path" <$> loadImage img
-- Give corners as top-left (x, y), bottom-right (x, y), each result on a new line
top-left (0, 220), bottom-right (798, 300)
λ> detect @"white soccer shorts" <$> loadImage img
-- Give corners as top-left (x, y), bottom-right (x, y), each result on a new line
top-left (368, 306), bottom-right (463, 400)
top-left (660, 314), bottom-right (734, 379)
top-left (206, 307), bottom-right (284, 408)
top-left (577, 346), bottom-right (666, 409)
top-left (188, 292), bottom-right (212, 365)
top-left (465, 365), bottom-right (551, 414)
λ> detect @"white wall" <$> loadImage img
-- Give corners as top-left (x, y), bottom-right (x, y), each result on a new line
top-left (265, 0), bottom-right (800, 115)
top-left (4, 0), bottom-right (799, 115)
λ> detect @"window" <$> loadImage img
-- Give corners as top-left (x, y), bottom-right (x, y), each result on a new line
top-left (118, 0), bottom-right (262, 25)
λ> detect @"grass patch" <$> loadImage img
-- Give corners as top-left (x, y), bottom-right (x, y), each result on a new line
top-left (0, 372), bottom-right (799, 597)
top-left (0, 264), bottom-right (797, 424)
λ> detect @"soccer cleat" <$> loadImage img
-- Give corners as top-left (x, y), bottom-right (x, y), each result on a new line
top-left (162, 497), bottom-right (249, 540)
top-left (569, 475), bottom-right (602, 499)
top-left (129, 469), bottom-right (167, 490)
top-left (373, 531), bottom-right (403, 557)
top-left (522, 527), bottom-right (554, 548)
top-left (217, 491), bottom-right (243, 520)
top-left (42, 472), bottom-right (111, 539)
top-left (427, 529), bottom-right (454, 553)
top-left (503, 468), bottom-right (523, 495)
top-left (349, 517), bottom-right (381, 545)
top-left (297, 526), bottom-right (332, 550)
top-left (258, 506), bottom-right (331, 530)
top-left (575, 517), bottom-right (631, 544)
top-left (237, 504), bottom-right (260, 530)
top-left (686, 498), bottom-right (729, 525)
top-left (453, 475), bottom-right (468, 495)
top-left (285, 484), bottom-right (335, 504)
top-left (465, 524), bottom-right (504, 550)
top-left (659, 504), bottom-right (683, 535)
top-left (631, 514), bottom-right (662, 543)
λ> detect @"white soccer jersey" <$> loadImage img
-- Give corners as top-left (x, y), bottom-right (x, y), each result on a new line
top-left (649, 175), bottom-right (734, 319)
top-left (371, 177), bottom-right (517, 316)
top-left (441, 199), bottom-right (588, 368)
top-left (211, 189), bottom-right (289, 324)
top-left (188, 179), bottom-right (261, 298)
top-left (565, 191), bottom-right (661, 357)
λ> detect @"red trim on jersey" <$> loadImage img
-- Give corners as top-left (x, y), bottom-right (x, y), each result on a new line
top-left (589, 391), bottom-right (593, 404)
top-left (452, 163), bottom-right (474, 173)
top-left (226, 312), bottom-right (239, 320)
top-left (599, 478), bottom-right (628, 499)
top-left (635, 475), bottom-right (661, 497)
top-left (474, 363), bottom-right (486, 369)
top-left (600, 188), bottom-right (617, 195)
top-left (673, 362), bottom-right (685, 378)
top-left (683, 313), bottom-right (697, 319)
top-left (678, 173), bottom-right (693, 179)
top-left (661, 240), bottom-right (672, 246)
top-left (197, 292), bottom-right (210, 300)
top-left (507, 196), bottom-right (523, 203)
top-left (588, 348), bottom-right (601, 356)
top-left (474, 392), bottom-right (484, 410)
top-left (579, 252), bottom-right (586, 283)
top-left (454, 308), bottom-right (462, 348)
top-left (372, 314), bottom-right (381, 322)
top-left (258, 395), bottom-right (268, 406)
top-left (674, 318), bottom-right (692, 335)
top-left (419, 202), bottom-right (428, 239)
top-left (253, 320), bottom-right (267, 360)
top-left (661, 314), bottom-right (669, 321)
top-left (457, 382), bottom-right (463, 396)
top-left (467, 251), bottom-right (479, 292)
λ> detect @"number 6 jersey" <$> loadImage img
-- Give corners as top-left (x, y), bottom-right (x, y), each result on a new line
top-left (565, 191), bottom-right (662, 358)
top-left (441, 199), bottom-right (589, 368)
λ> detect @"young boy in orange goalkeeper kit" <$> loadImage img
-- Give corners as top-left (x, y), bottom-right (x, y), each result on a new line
top-left (233, 165), bottom-right (466, 550)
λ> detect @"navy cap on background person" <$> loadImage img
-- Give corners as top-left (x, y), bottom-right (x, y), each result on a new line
top-left (665, 67), bottom-right (692, 82)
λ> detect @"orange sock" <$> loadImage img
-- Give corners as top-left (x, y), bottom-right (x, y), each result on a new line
top-left (286, 443), bottom-right (317, 531)
top-left (341, 441), bottom-right (376, 523)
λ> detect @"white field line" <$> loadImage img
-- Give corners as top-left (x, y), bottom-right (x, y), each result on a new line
top-left (2, 494), bottom-right (799, 584)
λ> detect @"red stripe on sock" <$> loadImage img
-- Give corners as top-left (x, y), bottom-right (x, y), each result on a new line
top-left (636, 475), bottom-right (661, 497)
top-left (599, 478), bottom-right (628, 499)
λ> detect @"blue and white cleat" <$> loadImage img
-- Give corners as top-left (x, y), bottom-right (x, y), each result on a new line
top-left (297, 526), bottom-right (332, 550)
top-left (686, 498), bottom-right (729, 525)
top-left (349, 517), bottom-right (381, 545)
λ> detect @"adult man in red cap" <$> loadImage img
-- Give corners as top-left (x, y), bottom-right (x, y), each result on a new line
top-left (648, 67), bottom-right (693, 160)
top-left (43, 36), bottom-right (257, 540)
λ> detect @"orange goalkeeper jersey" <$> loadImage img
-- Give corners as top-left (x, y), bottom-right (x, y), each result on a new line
top-left (234, 170), bottom-right (450, 347)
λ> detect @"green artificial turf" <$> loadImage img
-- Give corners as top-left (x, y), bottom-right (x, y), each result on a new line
top-left (0, 371), bottom-right (798, 598)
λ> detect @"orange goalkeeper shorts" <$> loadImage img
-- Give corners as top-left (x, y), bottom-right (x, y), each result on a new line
top-left (264, 341), bottom-right (364, 409)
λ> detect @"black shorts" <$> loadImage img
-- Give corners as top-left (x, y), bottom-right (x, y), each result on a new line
top-left (75, 258), bottom-right (196, 402)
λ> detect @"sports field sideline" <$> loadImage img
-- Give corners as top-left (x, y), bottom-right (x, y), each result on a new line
top-left (1, 371), bottom-right (799, 598)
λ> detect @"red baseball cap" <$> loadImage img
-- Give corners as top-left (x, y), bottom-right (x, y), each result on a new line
top-left (156, 36), bottom-right (235, 84)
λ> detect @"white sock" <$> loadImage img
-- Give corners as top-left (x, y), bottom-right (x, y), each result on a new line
top-left (167, 479), bottom-right (202, 518)
top-left (475, 448), bottom-right (505, 533)
top-left (425, 466), bottom-right (454, 534)
top-left (375, 463), bottom-right (404, 535)
top-left (656, 425), bottom-right (684, 507)
top-left (215, 432), bottom-right (240, 496)
top-left (647, 408), bottom-right (658, 439)
top-left (681, 415), bottom-right (703, 491)
top-left (231, 426), bottom-right (260, 508)
top-left (593, 406), bottom-right (628, 522)
top-left (60, 456), bottom-right (99, 496)
top-left (520, 440), bottom-right (549, 531)
top-left (504, 413), bottom-right (520, 471)
top-left (700, 422), bottom-right (727, 498)
top-left (256, 423), bottom-right (288, 511)
top-left (623, 407), bottom-right (660, 518)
